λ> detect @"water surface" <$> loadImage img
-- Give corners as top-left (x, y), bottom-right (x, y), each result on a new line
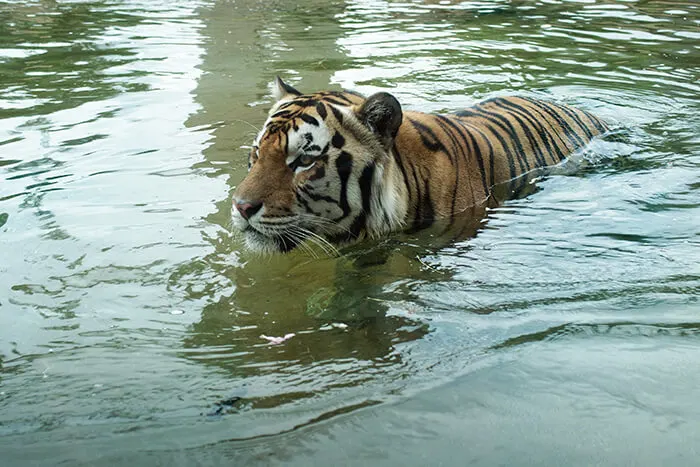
top-left (1, 0), bottom-right (699, 464)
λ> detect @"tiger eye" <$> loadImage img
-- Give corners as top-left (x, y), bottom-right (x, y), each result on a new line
top-left (298, 153), bottom-right (315, 166)
top-left (248, 147), bottom-right (259, 170)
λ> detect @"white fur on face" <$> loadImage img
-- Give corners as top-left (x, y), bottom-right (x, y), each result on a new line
top-left (285, 122), bottom-right (331, 171)
top-left (253, 118), bottom-right (269, 147)
top-left (231, 206), bottom-right (247, 230)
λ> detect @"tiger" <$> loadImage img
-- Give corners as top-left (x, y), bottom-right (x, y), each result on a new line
top-left (231, 77), bottom-right (609, 254)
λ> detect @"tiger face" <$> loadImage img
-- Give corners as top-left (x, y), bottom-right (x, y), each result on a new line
top-left (231, 77), bottom-right (408, 254)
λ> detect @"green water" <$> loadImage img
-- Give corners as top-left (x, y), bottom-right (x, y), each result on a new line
top-left (1, 0), bottom-right (699, 464)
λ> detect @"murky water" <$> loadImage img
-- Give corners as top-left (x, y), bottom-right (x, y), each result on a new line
top-left (1, 0), bottom-right (699, 464)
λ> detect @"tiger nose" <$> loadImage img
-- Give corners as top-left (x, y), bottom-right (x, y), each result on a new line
top-left (235, 200), bottom-right (263, 220)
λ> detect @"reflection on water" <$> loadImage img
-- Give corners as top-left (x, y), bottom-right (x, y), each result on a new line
top-left (1, 0), bottom-right (699, 464)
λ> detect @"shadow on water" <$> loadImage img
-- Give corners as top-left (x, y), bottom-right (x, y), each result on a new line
top-left (172, 0), bottom-right (439, 413)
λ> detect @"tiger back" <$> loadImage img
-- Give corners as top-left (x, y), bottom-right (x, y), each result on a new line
top-left (231, 77), bottom-right (608, 254)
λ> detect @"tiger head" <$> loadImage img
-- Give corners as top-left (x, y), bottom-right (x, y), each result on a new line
top-left (231, 77), bottom-right (408, 254)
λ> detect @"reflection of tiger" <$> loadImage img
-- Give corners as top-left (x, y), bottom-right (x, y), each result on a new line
top-left (232, 77), bottom-right (609, 253)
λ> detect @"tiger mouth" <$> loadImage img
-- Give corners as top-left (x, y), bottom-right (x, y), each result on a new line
top-left (243, 226), bottom-right (299, 253)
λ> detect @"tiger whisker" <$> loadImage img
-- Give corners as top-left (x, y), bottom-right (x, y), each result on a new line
top-left (271, 230), bottom-right (294, 256)
top-left (288, 230), bottom-right (321, 259)
top-left (282, 227), bottom-right (321, 259)
top-left (285, 225), bottom-right (334, 258)
top-left (231, 118), bottom-right (261, 133)
top-left (296, 214), bottom-right (353, 236)
top-left (295, 226), bottom-right (340, 257)
top-left (261, 223), bottom-right (322, 259)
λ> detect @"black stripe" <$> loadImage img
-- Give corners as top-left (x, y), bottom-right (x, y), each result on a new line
top-left (457, 111), bottom-right (519, 182)
top-left (432, 116), bottom-right (463, 221)
top-left (348, 213), bottom-right (366, 239)
top-left (324, 92), bottom-right (354, 104)
top-left (499, 102), bottom-right (549, 167)
top-left (299, 114), bottom-right (319, 126)
top-left (335, 150), bottom-right (353, 220)
top-left (324, 97), bottom-right (351, 107)
top-left (464, 107), bottom-right (532, 173)
top-left (299, 185), bottom-right (337, 204)
top-left (295, 191), bottom-right (321, 215)
top-left (521, 98), bottom-right (587, 149)
top-left (490, 98), bottom-right (567, 164)
top-left (409, 117), bottom-right (449, 157)
top-left (315, 102), bottom-right (328, 119)
top-left (409, 166), bottom-right (434, 231)
top-left (485, 98), bottom-right (552, 167)
top-left (347, 162), bottom-right (376, 238)
top-left (392, 143), bottom-right (412, 204)
top-left (332, 131), bottom-right (345, 149)
top-left (556, 105), bottom-right (595, 140)
top-left (410, 166), bottom-right (423, 231)
top-left (458, 119), bottom-right (497, 190)
top-left (436, 115), bottom-right (490, 196)
top-left (419, 169), bottom-right (435, 230)
top-left (271, 110), bottom-right (292, 119)
top-left (277, 101), bottom-right (296, 110)
top-left (581, 109), bottom-right (608, 134)
top-left (308, 164), bottom-right (325, 181)
top-left (358, 162), bottom-right (375, 216)
top-left (329, 105), bottom-right (344, 124)
top-left (511, 100), bottom-right (575, 161)
top-left (294, 99), bottom-right (319, 108)
top-left (541, 100), bottom-right (588, 148)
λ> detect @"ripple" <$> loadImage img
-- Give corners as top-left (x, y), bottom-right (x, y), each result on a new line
top-left (495, 321), bottom-right (700, 350)
top-left (1, 0), bottom-right (699, 461)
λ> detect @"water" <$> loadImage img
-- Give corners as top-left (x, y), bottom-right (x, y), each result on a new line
top-left (1, 0), bottom-right (699, 464)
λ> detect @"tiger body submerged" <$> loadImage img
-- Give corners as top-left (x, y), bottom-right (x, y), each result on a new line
top-left (232, 78), bottom-right (608, 253)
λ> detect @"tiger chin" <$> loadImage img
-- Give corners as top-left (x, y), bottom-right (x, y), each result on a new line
top-left (231, 77), bottom-right (609, 254)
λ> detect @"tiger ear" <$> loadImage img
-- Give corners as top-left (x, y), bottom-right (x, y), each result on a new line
top-left (356, 92), bottom-right (403, 149)
top-left (271, 76), bottom-right (302, 101)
